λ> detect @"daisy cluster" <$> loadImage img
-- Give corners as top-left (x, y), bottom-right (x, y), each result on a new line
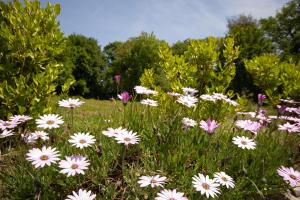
top-left (200, 93), bottom-right (239, 106)
top-left (237, 110), bottom-right (272, 125)
top-left (182, 117), bottom-right (219, 134)
top-left (237, 99), bottom-right (300, 134)
top-left (135, 87), bottom-right (238, 109)
top-left (134, 86), bottom-right (159, 107)
top-left (0, 115), bottom-right (32, 138)
top-left (137, 171), bottom-right (235, 199)
top-left (22, 99), bottom-right (97, 199)
top-left (235, 119), bottom-right (262, 135)
top-left (192, 172), bottom-right (235, 198)
top-left (275, 102), bottom-right (300, 133)
top-left (102, 127), bottom-right (140, 146)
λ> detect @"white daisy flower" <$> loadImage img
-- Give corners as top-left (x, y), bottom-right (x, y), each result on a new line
top-left (102, 127), bottom-right (128, 137)
top-left (155, 189), bottom-right (188, 200)
top-left (182, 87), bottom-right (198, 96)
top-left (0, 120), bottom-right (18, 130)
top-left (134, 86), bottom-right (158, 95)
top-left (177, 95), bottom-right (198, 108)
top-left (59, 156), bottom-right (90, 177)
top-left (182, 117), bottom-right (197, 128)
top-left (236, 112), bottom-right (256, 118)
top-left (232, 136), bottom-right (256, 150)
top-left (138, 175), bottom-right (167, 188)
top-left (200, 94), bottom-right (217, 102)
top-left (280, 99), bottom-right (299, 104)
top-left (69, 133), bottom-right (96, 149)
top-left (66, 189), bottom-right (96, 200)
top-left (32, 131), bottom-right (49, 140)
top-left (278, 122), bottom-right (300, 133)
top-left (58, 98), bottom-right (84, 109)
top-left (9, 115), bottom-right (32, 124)
top-left (223, 98), bottom-right (239, 106)
top-left (22, 133), bottom-right (36, 144)
top-left (26, 146), bottom-right (60, 168)
top-left (114, 130), bottom-right (140, 146)
top-left (141, 99), bottom-right (158, 107)
top-left (0, 129), bottom-right (14, 138)
top-left (24, 131), bottom-right (49, 144)
top-left (36, 114), bottom-right (64, 129)
top-left (167, 92), bottom-right (181, 97)
top-left (212, 93), bottom-right (227, 100)
top-left (214, 172), bottom-right (235, 188)
top-left (192, 173), bottom-right (220, 198)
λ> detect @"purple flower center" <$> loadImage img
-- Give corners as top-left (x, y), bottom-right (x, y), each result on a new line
top-left (124, 137), bottom-right (131, 142)
top-left (71, 164), bottom-right (79, 169)
top-left (290, 174), bottom-right (297, 180)
top-left (150, 178), bottom-right (157, 184)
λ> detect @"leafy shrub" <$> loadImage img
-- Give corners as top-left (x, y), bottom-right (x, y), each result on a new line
top-left (245, 54), bottom-right (300, 103)
top-left (141, 37), bottom-right (240, 94)
top-left (0, 0), bottom-right (66, 118)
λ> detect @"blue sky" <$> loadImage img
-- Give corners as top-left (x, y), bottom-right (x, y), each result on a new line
top-left (42, 0), bottom-right (289, 47)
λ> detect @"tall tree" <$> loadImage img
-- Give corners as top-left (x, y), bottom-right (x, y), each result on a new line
top-left (171, 39), bottom-right (190, 56)
top-left (106, 32), bottom-right (166, 93)
top-left (260, 0), bottom-right (300, 61)
top-left (65, 34), bottom-right (106, 98)
top-left (226, 15), bottom-right (274, 94)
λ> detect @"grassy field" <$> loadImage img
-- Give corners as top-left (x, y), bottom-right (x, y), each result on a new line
top-left (1, 96), bottom-right (299, 199)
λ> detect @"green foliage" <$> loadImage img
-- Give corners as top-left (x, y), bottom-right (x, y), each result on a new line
top-left (227, 15), bottom-right (274, 60)
top-left (260, 0), bottom-right (300, 61)
top-left (226, 15), bottom-right (274, 95)
top-left (280, 61), bottom-right (300, 99)
top-left (139, 68), bottom-right (156, 88)
top-left (105, 32), bottom-right (166, 93)
top-left (157, 43), bottom-right (197, 91)
top-left (171, 39), bottom-right (190, 56)
top-left (65, 34), bottom-right (106, 98)
top-left (245, 54), bottom-right (300, 103)
top-left (0, 0), bottom-right (65, 118)
top-left (142, 37), bottom-right (239, 94)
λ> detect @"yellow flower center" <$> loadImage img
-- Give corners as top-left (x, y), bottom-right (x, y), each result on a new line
top-left (46, 120), bottom-right (55, 125)
top-left (40, 155), bottom-right (49, 161)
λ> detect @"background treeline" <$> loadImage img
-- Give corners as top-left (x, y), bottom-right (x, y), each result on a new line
top-left (64, 0), bottom-right (299, 99)
top-left (0, 0), bottom-right (299, 117)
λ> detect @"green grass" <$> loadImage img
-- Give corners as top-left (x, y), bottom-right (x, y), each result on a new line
top-left (0, 96), bottom-right (299, 199)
